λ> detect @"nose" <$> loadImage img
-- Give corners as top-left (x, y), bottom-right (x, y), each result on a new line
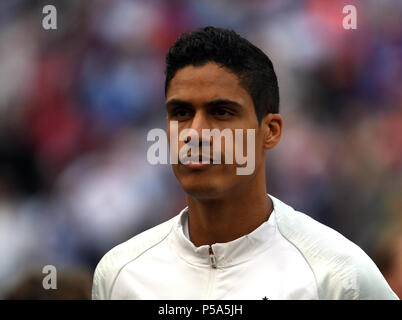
top-left (190, 110), bottom-right (208, 133)
top-left (186, 110), bottom-right (211, 144)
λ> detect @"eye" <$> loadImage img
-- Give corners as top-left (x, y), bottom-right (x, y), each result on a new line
top-left (170, 108), bottom-right (192, 120)
top-left (213, 108), bottom-right (234, 117)
top-left (175, 110), bottom-right (189, 117)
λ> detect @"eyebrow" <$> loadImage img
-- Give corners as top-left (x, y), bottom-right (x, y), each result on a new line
top-left (166, 99), bottom-right (193, 109)
top-left (166, 98), bottom-right (243, 110)
top-left (205, 99), bottom-right (243, 109)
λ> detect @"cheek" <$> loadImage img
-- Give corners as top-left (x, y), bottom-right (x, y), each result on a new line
top-left (234, 129), bottom-right (257, 164)
top-left (253, 133), bottom-right (265, 166)
top-left (209, 130), bottom-right (258, 167)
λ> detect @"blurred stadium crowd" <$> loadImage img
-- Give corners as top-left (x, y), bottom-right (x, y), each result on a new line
top-left (0, 0), bottom-right (401, 299)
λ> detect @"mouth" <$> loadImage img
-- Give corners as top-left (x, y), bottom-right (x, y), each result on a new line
top-left (180, 154), bottom-right (217, 170)
top-left (184, 161), bottom-right (211, 170)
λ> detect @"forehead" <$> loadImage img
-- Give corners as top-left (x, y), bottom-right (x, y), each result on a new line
top-left (166, 62), bottom-right (252, 106)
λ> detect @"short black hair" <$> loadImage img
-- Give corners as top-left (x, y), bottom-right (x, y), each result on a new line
top-left (165, 26), bottom-right (279, 124)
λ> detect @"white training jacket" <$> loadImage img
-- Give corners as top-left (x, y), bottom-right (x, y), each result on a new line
top-left (92, 194), bottom-right (398, 300)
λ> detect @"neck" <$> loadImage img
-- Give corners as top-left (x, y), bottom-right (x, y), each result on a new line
top-left (186, 166), bottom-right (273, 247)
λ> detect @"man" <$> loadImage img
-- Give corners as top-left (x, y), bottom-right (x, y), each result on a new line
top-left (92, 26), bottom-right (398, 299)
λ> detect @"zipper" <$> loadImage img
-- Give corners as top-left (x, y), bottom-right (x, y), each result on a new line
top-left (209, 245), bottom-right (217, 268)
top-left (205, 245), bottom-right (218, 299)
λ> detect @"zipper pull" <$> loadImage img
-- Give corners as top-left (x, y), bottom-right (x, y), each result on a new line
top-left (209, 245), bottom-right (217, 269)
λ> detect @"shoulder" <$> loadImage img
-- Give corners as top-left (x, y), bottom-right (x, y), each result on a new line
top-left (270, 194), bottom-right (398, 300)
top-left (91, 213), bottom-right (180, 300)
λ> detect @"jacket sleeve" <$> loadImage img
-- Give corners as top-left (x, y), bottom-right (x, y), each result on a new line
top-left (337, 247), bottom-right (398, 300)
top-left (92, 248), bottom-right (121, 300)
top-left (91, 215), bottom-right (178, 300)
top-left (272, 194), bottom-right (398, 300)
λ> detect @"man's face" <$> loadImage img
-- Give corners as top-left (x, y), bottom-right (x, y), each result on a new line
top-left (166, 62), bottom-right (266, 199)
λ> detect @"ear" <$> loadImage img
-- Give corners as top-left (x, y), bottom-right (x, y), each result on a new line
top-left (261, 113), bottom-right (283, 150)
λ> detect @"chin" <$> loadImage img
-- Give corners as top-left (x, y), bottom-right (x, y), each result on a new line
top-left (179, 177), bottom-right (226, 200)
top-left (173, 164), bottom-right (238, 199)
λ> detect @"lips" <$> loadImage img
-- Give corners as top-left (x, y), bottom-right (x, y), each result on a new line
top-left (179, 153), bottom-right (217, 168)
top-left (184, 161), bottom-right (211, 170)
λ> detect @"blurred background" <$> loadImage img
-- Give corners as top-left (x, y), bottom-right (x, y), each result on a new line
top-left (0, 0), bottom-right (401, 299)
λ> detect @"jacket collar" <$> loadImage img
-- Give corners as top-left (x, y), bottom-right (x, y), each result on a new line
top-left (168, 194), bottom-right (281, 268)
